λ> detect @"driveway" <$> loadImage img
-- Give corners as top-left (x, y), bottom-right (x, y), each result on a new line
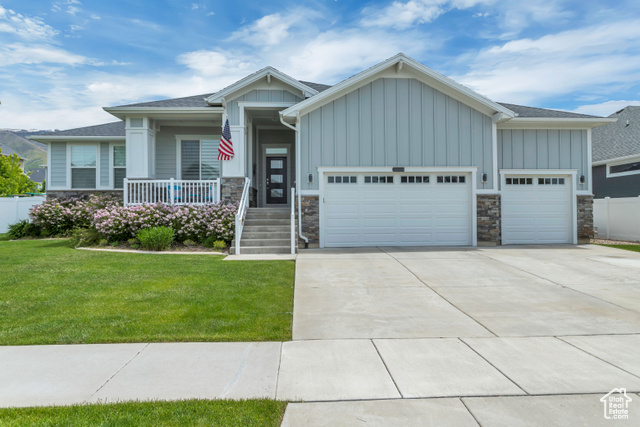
top-left (293, 245), bottom-right (640, 339)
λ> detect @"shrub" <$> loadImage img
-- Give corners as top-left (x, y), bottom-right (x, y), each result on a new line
top-left (30, 195), bottom-right (121, 236)
top-left (98, 239), bottom-right (108, 247)
top-left (183, 239), bottom-right (197, 247)
top-left (7, 220), bottom-right (40, 239)
top-left (213, 240), bottom-right (227, 251)
top-left (137, 226), bottom-right (174, 251)
top-left (69, 228), bottom-right (100, 248)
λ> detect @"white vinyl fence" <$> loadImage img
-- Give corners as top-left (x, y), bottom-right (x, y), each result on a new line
top-left (0, 196), bottom-right (46, 233)
top-left (594, 196), bottom-right (640, 242)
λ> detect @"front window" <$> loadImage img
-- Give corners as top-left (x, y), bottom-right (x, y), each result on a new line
top-left (181, 139), bottom-right (220, 180)
top-left (113, 145), bottom-right (126, 189)
top-left (70, 145), bottom-right (96, 188)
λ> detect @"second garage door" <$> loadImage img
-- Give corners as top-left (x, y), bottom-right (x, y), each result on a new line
top-left (322, 172), bottom-right (472, 247)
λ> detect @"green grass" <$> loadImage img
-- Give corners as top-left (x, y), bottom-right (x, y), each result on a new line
top-left (0, 399), bottom-right (287, 426)
top-left (0, 239), bottom-right (294, 345)
top-left (598, 244), bottom-right (640, 253)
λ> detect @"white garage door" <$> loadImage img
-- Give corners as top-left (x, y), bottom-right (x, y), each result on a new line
top-left (502, 175), bottom-right (573, 244)
top-left (323, 172), bottom-right (472, 247)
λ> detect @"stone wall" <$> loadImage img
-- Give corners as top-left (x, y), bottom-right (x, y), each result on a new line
top-left (577, 195), bottom-right (594, 243)
top-left (220, 178), bottom-right (246, 204)
top-left (299, 195), bottom-right (319, 245)
top-left (46, 190), bottom-right (123, 200)
top-left (477, 194), bottom-right (501, 246)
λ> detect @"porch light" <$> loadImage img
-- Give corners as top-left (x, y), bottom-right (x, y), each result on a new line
top-left (481, 173), bottom-right (488, 183)
top-left (308, 173), bottom-right (314, 183)
top-left (579, 175), bottom-right (585, 184)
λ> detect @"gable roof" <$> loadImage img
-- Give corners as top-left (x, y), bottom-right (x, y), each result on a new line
top-left (114, 93), bottom-right (214, 108)
top-left (281, 53), bottom-right (516, 120)
top-left (205, 67), bottom-right (319, 104)
top-left (31, 121), bottom-right (125, 141)
top-left (592, 106), bottom-right (640, 163)
top-left (498, 103), bottom-right (601, 119)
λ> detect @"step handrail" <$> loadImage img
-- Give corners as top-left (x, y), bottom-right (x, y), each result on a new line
top-left (290, 187), bottom-right (296, 254)
top-left (234, 178), bottom-right (251, 255)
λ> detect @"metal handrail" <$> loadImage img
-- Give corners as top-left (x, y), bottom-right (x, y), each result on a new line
top-left (234, 177), bottom-right (251, 255)
top-left (290, 187), bottom-right (296, 254)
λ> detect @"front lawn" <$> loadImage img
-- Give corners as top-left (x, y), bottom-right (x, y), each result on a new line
top-left (0, 399), bottom-right (287, 427)
top-left (0, 239), bottom-right (294, 345)
top-left (598, 244), bottom-right (640, 253)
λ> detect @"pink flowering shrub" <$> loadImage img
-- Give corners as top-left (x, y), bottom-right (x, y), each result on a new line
top-left (93, 202), bottom-right (237, 243)
top-left (30, 195), bottom-right (121, 236)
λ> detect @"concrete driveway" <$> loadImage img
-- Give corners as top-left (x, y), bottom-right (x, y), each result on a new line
top-left (293, 245), bottom-right (640, 339)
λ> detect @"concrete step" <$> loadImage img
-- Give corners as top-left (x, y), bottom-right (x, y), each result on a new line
top-left (240, 238), bottom-right (291, 247)
top-left (244, 218), bottom-right (291, 226)
top-left (246, 212), bottom-right (291, 219)
top-left (234, 246), bottom-right (292, 255)
top-left (241, 231), bottom-right (291, 239)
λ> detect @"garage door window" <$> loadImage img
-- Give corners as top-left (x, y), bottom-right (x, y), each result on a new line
top-left (437, 175), bottom-right (466, 183)
top-left (400, 176), bottom-right (429, 183)
top-left (364, 175), bottom-right (394, 183)
top-left (327, 175), bottom-right (357, 184)
top-left (538, 178), bottom-right (565, 185)
top-left (505, 177), bottom-right (533, 185)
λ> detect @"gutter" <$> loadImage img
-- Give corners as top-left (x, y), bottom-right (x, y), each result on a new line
top-left (279, 111), bottom-right (309, 247)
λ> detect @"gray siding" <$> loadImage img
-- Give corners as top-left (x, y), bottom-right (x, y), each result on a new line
top-left (593, 165), bottom-right (640, 198)
top-left (498, 129), bottom-right (589, 188)
top-left (100, 142), bottom-right (110, 187)
top-left (300, 78), bottom-right (494, 190)
top-left (227, 90), bottom-right (303, 126)
top-left (155, 126), bottom-right (220, 179)
top-left (50, 142), bottom-right (67, 188)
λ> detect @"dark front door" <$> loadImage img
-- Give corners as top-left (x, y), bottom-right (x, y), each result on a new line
top-left (266, 156), bottom-right (287, 204)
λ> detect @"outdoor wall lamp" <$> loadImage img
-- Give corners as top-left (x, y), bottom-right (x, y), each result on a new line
top-left (481, 173), bottom-right (488, 183)
top-left (308, 173), bottom-right (314, 183)
top-left (579, 175), bottom-right (585, 184)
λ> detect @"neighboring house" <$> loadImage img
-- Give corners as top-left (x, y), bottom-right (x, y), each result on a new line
top-left (32, 53), bottom-right (614, 250)
top-left (591, 106), bottom-right (640, 241)
top-left (28, 167), bottom-right (47, 184)
top-left (0, 145), bottom-right (26, 171)
top-left (592, 106), bottom-right (640, 198)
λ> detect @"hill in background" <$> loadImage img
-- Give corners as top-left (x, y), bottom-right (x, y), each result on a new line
top-left (0, 130), bottom-right (48, 173)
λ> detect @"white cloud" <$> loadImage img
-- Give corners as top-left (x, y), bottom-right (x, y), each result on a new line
top-left (52, 0), bottom-right (82, 16)
top-left (573, 100), bottom-right (640, 117)
top-left (0, 43), bottom-right (88, 66)
top-left (455, 20), bottom-right (640, 105)
top-left (229, 10), bottom-right (320, 47)
top-left (0, 6), bottom-right (59, 41)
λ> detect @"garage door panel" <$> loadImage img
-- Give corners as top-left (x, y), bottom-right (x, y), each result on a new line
top-left (323, 172), bottom-right (472, 247)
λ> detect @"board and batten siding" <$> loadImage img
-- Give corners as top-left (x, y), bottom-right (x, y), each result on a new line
top-left (155, 126), bottom-right (221, 179)
top-left (227, 90), bottom-right (303, 126)
top-left (49, 142), bottom-right (67, 188)
top-left (100, 142), bottom-right (110, 187)
top-left (497, 129), bottom-right (589, 189)
top-left (299, 78), bottom-right (494, 190)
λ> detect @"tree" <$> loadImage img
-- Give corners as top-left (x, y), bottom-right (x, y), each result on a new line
top-left (0, 148), bottom-right (39, 196)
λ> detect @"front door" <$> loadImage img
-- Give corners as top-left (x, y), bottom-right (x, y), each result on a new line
top-left (266, 156), bottom-right (287, 204)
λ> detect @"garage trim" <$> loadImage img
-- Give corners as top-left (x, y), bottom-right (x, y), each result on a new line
top-left (500, 169), bottom-right (578, 245)
top-left (318, 166), bottom-right (478, 248)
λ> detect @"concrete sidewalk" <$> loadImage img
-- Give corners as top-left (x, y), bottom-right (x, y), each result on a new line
top-left (2, 335), bottom-right (639, 408)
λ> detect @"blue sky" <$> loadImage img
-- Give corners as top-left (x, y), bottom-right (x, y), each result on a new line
top-left (1, 0), bottom-right (639, 130)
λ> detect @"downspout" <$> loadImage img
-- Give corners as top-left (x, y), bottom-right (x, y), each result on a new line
top-left (279, 111), bottom-right (309, 247)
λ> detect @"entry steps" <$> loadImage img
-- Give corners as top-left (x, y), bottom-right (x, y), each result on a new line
top-left (230, 208), bottom-right (294, 254)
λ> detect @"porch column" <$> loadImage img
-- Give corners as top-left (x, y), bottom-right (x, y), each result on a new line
top-left (221, 124), bottom-right (245, 178)
top-left (125, 117), bottom-right (156, 179)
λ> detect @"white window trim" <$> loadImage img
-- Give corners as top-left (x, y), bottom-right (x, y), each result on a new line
top-left (175, 135), bottom-right (222, 180)
top-left (67, 142), bottom-right (99, 190)
top-left (317, 166), bottom-right (478, 249)
top-left (606, 155), bottom-right (640, 178)
top-left (499, 169), bottom-right (578, 245)
top-left (111, 142), bottom-right (126, 189)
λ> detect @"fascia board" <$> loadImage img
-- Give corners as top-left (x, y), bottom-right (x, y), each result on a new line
top-left (30, 136), bottom-right (125, 142)
top-left (593, 153), bottom-right (640, 166)
top-left (499, 117), bottom-right (617, 129)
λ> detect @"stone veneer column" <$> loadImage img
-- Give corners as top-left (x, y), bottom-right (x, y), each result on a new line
top-left (477, 194), bottom-right (501, 246)
top-left (577, 195), bottom-right (594, 243)
top-left (220, 178), bottom-right (246, 204)
top-left (299, 195), bottom-right (319, 246)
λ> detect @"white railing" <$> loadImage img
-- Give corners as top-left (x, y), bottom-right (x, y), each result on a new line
top-left (123, 178), bottom-right (220, 206)
top-left (594, 196), bottom-right (640, 241)
top-left (234, 178), bottom-right (251, 255)
top-left (291, 187), bottom-right (296, 254)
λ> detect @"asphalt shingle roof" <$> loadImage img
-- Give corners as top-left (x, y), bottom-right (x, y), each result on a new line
top-left (497, 103), bottom-right (601, 119)
top-left (592, 106), bottom-right (640, 162)
top-left (114, 93), bottom-right (215, 108)
top-left (299, 81), bottom-right (332, 92)
top-left (40, 121), bottom-right (125, 137)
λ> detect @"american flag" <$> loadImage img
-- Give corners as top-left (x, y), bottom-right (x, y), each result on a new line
top-left (218, 118), bottom-right (234, 160)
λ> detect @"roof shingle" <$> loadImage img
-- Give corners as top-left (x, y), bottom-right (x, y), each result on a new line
top-left (498, 103), bottom-right (601, 119)
top-left (592, 106), bottom-right (640, 162)
top-left (39, 121), bottom-right (125, 137)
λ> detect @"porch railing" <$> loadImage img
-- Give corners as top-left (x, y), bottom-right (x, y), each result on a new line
top-left (290, 187), bottom-right (296, 254)
top-left (123, 178), bottom-right (221, 206)
top-left (234, 177), bottom-right (251, 255)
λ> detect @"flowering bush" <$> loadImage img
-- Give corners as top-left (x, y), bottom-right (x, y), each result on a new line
top-left (93, 202), bottom-right (237, 243)
top-left (30, 195), bottom-right (122, 236)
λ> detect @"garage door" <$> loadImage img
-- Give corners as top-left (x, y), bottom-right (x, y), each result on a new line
top-left (502, 174), bottom-right (572, 244)
top-left (323, 172), bottom-right (472, 247)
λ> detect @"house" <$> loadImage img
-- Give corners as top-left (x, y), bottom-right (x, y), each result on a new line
top-left (28, 167), bottom-right (47, 184)
top-left (592, 106), bottom-right (640, 198)
top-left (32, 53), bottom-right (614, 251)
top-left (591, 106), bottom-right (640, 241)
top-left (0, 145), bottom-right (26, 171)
